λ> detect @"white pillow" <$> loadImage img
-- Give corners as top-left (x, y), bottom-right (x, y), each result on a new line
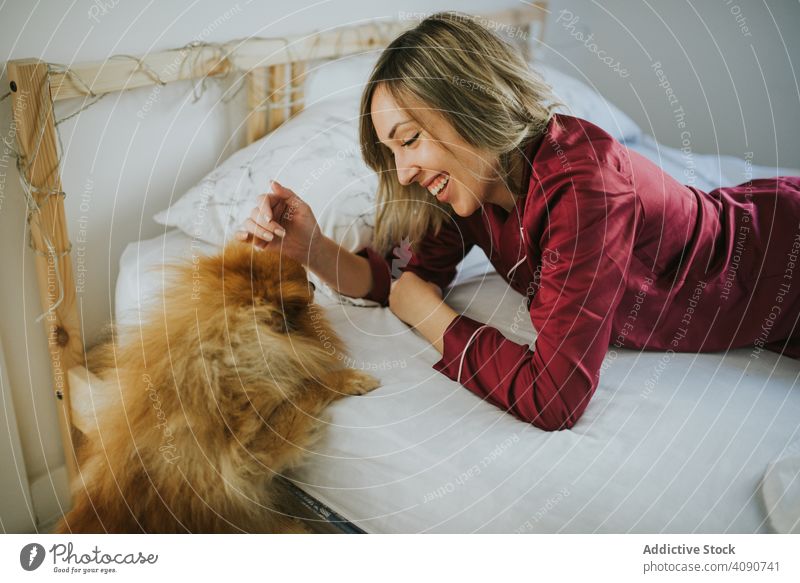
top-left (534, 63), bottom-right (641, 143)
top-left (153, 96), bottom-right (376, 252)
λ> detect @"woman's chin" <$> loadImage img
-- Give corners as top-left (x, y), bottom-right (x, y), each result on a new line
top-left (450, 198), bottom-right (479, 217)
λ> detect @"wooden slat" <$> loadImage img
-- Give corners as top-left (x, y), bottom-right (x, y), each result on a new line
top-left (267, 65), bottom-right (288, 133)
top-left (289, 61), bottom-right (306, 117)
top-left (6, 59), bottom-right (82, 494)
top-left (49, 47), bottom-right (231, 102)
top-left (245, 67), bottom-right (269, 145)
top-left (44, 4), bottom-right (547, 102)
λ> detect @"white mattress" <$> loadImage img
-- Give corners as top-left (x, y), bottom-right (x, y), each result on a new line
top-left (116, 143), bottom-right (800, 533)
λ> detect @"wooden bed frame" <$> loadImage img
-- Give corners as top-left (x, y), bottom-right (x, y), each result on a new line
top-left (6, 4), bottom-right (548, 507)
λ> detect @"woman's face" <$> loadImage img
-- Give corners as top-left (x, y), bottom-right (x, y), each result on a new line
top-left (370, 84), bottom-right (513, 216)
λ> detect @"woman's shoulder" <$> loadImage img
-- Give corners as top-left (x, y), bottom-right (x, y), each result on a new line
top-left (528, 114), bottom-right (634, 196)
top-left (521, 115), bottom-right (637, 235)
top-left (535, 114), bottom-right (628, 171)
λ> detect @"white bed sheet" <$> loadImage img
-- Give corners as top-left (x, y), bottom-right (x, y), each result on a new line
top-left (116, 148), bottom-right (800, 533)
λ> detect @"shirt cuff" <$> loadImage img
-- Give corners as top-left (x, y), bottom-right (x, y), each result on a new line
top-left (432, 314), bottom-right (486, 382)
top-left (356, 247), bottom-right (392, 307)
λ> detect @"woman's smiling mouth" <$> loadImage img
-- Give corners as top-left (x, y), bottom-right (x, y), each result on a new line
top-left (427, 173), bottom-right (450, 201)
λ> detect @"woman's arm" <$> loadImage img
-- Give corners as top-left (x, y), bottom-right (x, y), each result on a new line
top-left (388, 271), bottom-right (458, 352)
top-left (307, 234), bottom-right (375, 299)
top-left (393, 174), bottom-right (636, 431)
top-left (238, 181), bottom-right (375, 298)
top-left (240, 184), bottom-right (474, 304)
top-left (344, 212), bottom-right (476, 306)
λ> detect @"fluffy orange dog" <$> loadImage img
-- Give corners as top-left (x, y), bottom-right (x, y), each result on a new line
top-left (55, 242), bottom-right (378, 533)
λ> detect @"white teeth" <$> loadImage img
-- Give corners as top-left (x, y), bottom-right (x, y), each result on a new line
top-left (428, 174), bottom-right (449, 196)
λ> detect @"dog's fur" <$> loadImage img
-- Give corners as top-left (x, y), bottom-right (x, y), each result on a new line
top-left (54, 242), bottom-right (378, 533)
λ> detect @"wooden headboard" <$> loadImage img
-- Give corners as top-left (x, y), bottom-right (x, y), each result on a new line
top-left (5, 3), bottom-right (548, 498)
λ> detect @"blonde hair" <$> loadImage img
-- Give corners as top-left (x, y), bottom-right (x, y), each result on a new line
top-left (359, 11), bottom-right (560, 253)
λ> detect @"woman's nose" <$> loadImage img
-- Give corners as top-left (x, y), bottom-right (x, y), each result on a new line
top-left (395, 156), bottom-right (419, 186)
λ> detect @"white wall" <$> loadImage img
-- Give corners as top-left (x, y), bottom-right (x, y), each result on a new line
top-left (538, 0), bottom-right (800, 169)
top-left (0, 334), bottom-right (36, 533)
top-left (0, 0), bottom-right (522, 531)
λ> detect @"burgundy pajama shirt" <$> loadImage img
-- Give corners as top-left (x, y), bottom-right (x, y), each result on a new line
top-left (358, 114), bottom-right (800, 430)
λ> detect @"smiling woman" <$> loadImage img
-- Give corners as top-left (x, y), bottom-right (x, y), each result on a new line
top-left (238, 11), bottom-right (800, 431)
top-left (359, 13), bottom-right (558, 250)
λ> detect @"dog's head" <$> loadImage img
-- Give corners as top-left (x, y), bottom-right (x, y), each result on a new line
top-left (192, 242), bottom-right (317, 335)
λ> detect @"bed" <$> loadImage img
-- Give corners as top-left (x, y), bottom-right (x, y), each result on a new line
top-left (9, 4), bottom-right (800, 534)
top-left (113, 65), bottom-right (800, 532)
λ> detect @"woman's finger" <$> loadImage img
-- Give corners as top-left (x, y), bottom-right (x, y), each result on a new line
top-left (250, 204), bottom-right (287, 233)
top-left (270, 180), bottom-right (296, 200)
top-left (251, 198), bottom-right (273, 225)
top-left (243, 217), bottom-right (275, 243)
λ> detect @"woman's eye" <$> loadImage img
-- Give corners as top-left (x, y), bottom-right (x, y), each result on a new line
top-left (401, 132), bottom-right (420, 148)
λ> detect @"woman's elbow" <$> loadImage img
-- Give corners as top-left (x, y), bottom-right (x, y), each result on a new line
top-left (531, 412), bottom-right (579, 432)
top-left (514, 394), bottom-right (587, 431)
